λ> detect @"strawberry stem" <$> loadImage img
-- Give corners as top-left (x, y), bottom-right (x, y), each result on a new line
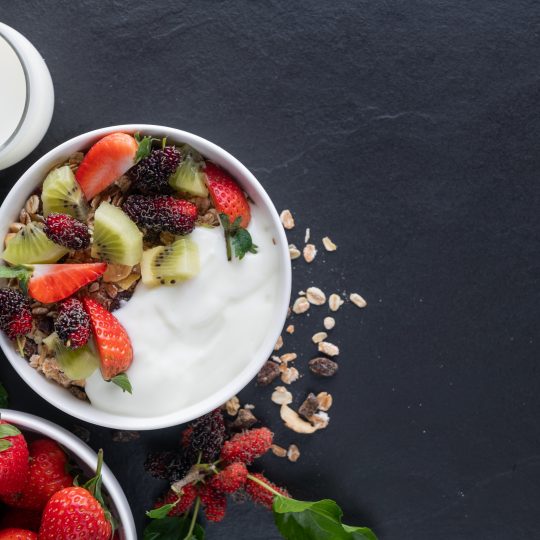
top-left (183, 496), bottom-right (200, 540)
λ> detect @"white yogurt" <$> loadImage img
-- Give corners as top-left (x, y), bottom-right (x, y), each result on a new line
top-left (85, 205), bottom-right (280, 417)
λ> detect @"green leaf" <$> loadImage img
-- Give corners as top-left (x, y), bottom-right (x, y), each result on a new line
top-left (0, 440), bottom-right (12, 452)
top-left (232, 228), bottom-right (258, 260)
top-left (273, 495), bottom-right (377, 540)
top-left (143, 516), bottom-right (204, 540)
top-left (0, 424), bottom-right (21, 438)
top-left (0, 381), bottom-right (8, 408)
top-left (0, 265), bottom-right (32, 293)
top-left (146, 500), bottom-right (178, 519)
top-left (134, 132), bottom-right (156, 162)
top-left (111, 373), bottom-right (132, 394)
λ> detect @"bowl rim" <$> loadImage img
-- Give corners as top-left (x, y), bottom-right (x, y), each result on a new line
top-left (0, 124), bottom-right (292, 430)
top-left (0, 408), bottom-right (137, 538)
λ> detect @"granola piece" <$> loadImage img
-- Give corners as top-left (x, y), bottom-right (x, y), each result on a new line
top-left (322, 236), bottom-right (337, 251)
top-left (256, 361), bottom-right (280, 386)
top-left (303, 244), bottom-right (317, 263)
top-left (316, 392), bottom-right (333, 411)
top-left (304, 228), bottom-right (310, 243)
top-left (289, 244), bottom-right (301, 260)
top-left (287, 444), bottom-right (300, 462)
top-left (329, 294), bottom-right (344, 312)
top-left (280, 209), bottom-right (295, 230)
top-left (292, 297), bottom-right (310, 314)
top-left (271, 444), bottom-right (287, 458)
top-left (308, 357), bottom-right (339, 377)
top-left (274, 335), bottom-right (284, 351)
top-left (286, 325), bottom-right (295, 334)
top-left (225, 396), bottom-right (241, 416)
top-left (298, 393), bottom-right (319, 420)
top-left (323, 316), bottom-right (335, 330)
top-left (312, 332), bottom-right (327, 344)
top-left (280, 352), bottom-right (297, 364)
top-left (69, 386), bottom-right (88, 401)
top-left (280, 405), bottom-right (318, 434)
top-left (230, 408), bottom-right (258, 430)
top-left (306, 287), bottom-right (326, 305)
top-left (281, 366), bottom-right (299, 385)
top-left (102, 264), bottom-right (132, 283)
top-left (25, 194), bottom-right (40, 215)
top-left (350, 292), bottom-right (367, 308)
top-left (311, 412), bottom-right (330, 430)
top-left (318, 341), bottom-right (339, 357)
top-left (271, 386), bottom-right (293, 405)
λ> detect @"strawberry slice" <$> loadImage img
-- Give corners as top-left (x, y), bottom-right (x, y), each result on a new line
top-left (82, 298), bottom-right (133, 380)
top-left (205, 163), bottom-right (251, 228)
top-left (27, 263), bottom-right (107, 304)
top-left (75, 132), bottom-right (138, 200)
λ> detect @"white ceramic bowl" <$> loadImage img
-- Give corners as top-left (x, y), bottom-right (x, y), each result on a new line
top-left (0, 124), bottom-right (291, 430)
top-left (0, 409), bottom-right (136, 538)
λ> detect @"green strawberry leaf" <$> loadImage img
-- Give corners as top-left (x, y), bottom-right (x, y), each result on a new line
top-left (134, 132), bottom-right (156, 162)
top-left (111, 373), bottom-right (132, 394)
top-left (146, 500), bottom-right (178, 519)
top-left (143, 516), bottom-right (204, 540)
top-left (0, 423), bottom-right (21, 438)
top-left (232, 228), bottom-right (258, 260)
top-left (0, 440), bottom-right (12, 452)
top-left (0, 265), bottom-right (32, 294)
top-left (0, 381), bottom-right (8, 408)
top-left (273, 495), bottom-right (377, 540)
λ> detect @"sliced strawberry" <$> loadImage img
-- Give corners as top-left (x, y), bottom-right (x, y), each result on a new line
top-left (82, 298), bottom-right (133, 380)
top-left (75, 132), bottom-right (138, 200)
top-left (205, 163), bottom-right (251, 228)
top-left (27, 263), bottom-right (107, 304)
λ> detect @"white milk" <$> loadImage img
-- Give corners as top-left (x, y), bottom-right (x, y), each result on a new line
top-left (85, 205), bottom-right (280, 417)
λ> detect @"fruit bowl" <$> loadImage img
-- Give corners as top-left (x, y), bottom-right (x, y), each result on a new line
top-left (0, 408), bottom-right (136, 538)
top-left (0, 125), bottom-right (291, 429)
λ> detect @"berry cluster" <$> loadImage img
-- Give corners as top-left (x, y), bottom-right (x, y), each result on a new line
top-left (43, 213), bottom-right (90, 251)
top-left (128, 146), bottom-right (181, 193)
top-left (150, 410), bottom-right (289, 525)
top-left (54, 298), bottom-right (91, 348)
top-left (0, 288), bottom-right (32, 339)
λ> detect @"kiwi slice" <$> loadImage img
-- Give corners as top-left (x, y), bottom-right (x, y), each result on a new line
top-left (43, 333), bottom-right (99, 380)
top-left (141, 238), bottom-right (199, 286)
top-left (2, 222), bottom-right (69, 265)
top-left (91, 202), bottom-right (143, 266)
top-left (42, 165), bottom-right (88, 220)
top-left (169, 154), bottom-right (208, 197)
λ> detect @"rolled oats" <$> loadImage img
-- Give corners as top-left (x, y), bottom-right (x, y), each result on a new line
top-left (292, 297), bottom-right (310, 314)
top-left (304, 228), bottom-right (310, 243)
top-left (281, 366), bottom-right (299, 384)
top-left (280, 405), bottom-right (319, 434)
top-left (25, 195), bottom-right (40, 215)
top-left (322, 236), bottom-right (337, 251)
top-left (318, 341), bottom-right (339, 357)
top-left (287, 444), bottom-right (300, 462)
top-left (311, 411), bottom-right (330, 430)
top-left (312, 332), bottom-right (327, 344)
top-left (289, 244), bottom-right (301, 260)
top-left (280, 352), bottom-right (297, 364)
top-left (303, 243), bottom-right (317, 263)
top-left (323, 316), bottom-right (336, 330)
top-left (225, 396), bottom-right (241, 416)
top-left (317, 392), bottom-right (333, 411)
top-left (286, 325), bottom-right (295, 334)
top-left (280, 209), bottom-right (295, 230)
top-left (274, 335), bottom-right (284, 350)
top-left (329, 293), bottom-right (344, 312)
top-left (306, 287), bottom-right (326, 305)
top-left (271, 444), bottom-right (287, 458)
top-left (271, 386), bottom-right (293, 405)
top-left (350, 292), bottom-right (367, 308)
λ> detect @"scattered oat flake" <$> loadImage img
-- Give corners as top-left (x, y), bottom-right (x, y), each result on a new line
top-left (225, 396), bottom-right (240, 416)
top-left (271, 444), bottom-right (287, 458)
top-left (244, 403), bottom-right (255, 410)
top-left (298, 290), bottom-right (306, 296)
top-left (274, 335), bottom-right (284, 351)
top-left (287, 444), bottom-right (301, 462)
top-left (350, 293), bottom-right (367, 308)
top-left (322, 236), bottom-right (337, 251)
top-left (289, 244), bottom-right (301, 260)
top-left (306, 287), bottom-right (326, 305)
top-left (280, 209), bottom-right (295, 230)
top-left (311, 411), bottom-right (330, 430)
top-left (304, 228), bottom-right (310, 243)
top-left (281, 366), bottom-right (299, 384)
top-left (286, 325), bottom-right (295, 334)
top-left (323, 317), bottom-right (335, 330)
top-left (329, 293), bottom-right (344, 312)
top-left (280, 352), bottom-right (297, 363)
top-left (271, 386), bottom-right (293, 405)
top-left (292, 297), bottom-right (310, 314)
top-left (317, 392), bottom-right (333, 411)
top-left (312, 332), bottom-right (327, 344)
top-left (280, 405), bottom-right (319, 434)
top-left (303, 244), bottom-right (317, 263)
top-left (318, 341), bottom-right (339, 357)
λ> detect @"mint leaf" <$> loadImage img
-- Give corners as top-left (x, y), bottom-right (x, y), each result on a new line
top-left (0, 382), bottom-right (8, 408)
top-left (111, 373), bottom-right (132, 394)
top-left (232, 228), bottom-right (258, 259)
top-left (146, 500), bottom-right (178, 519)
top-left (0, 265), bottom-right (32, 293)
top-left (143, 516), bottom-right (204, 540)
top-left (273, 495), bottom-right (377, 540)
top-left (134, 132), bottom-right (156, 162)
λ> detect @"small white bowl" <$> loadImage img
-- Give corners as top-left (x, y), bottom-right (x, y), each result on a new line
top-left (0, 125), bottom-right (291, 430)
top-left (0, 408), bottom-right (136, 538)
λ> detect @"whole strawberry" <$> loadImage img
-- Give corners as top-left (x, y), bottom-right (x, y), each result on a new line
top-left (39, 449), bottom-right (112, 540)
top-left (54, 298), bottom-right (91, 348)
top-left (0, 529), bottom-right (37, 540)
top-left (220, 427), bottom-right (273, 464)
top-left (43, 213), bottom-right (90, 250)
top-left (0, 422), bottom-right (28, 498)
top-left (2, 439), bottom-right (72, 511)
top-left (0, 289), bottom-right (32, 340)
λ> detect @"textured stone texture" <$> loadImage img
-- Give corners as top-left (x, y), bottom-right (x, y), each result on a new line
top-left (1, 1), bottom-right (539, 538)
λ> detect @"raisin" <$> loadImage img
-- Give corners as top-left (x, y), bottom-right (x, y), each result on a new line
top-left (256, 360), bottom-right (280, 386)
top-left (308, 357), bottom-right (338, 377)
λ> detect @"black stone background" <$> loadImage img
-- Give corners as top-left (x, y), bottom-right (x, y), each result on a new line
top-left (0, 1), bottom-right (539, 538)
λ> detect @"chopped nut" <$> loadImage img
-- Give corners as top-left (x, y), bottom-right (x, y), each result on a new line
top-left (25, 195), bottom-right (40, 215)
top-left (230, 408), bottom-right (258, 430)
top-left (306, 287), bottom-right (326, 305)
top-left (322, 236), bottom-right (337, 251)
top-left (271, 444), bottom-right (287, 458)
top-left (317, 392), bottom-right (333, 411)
top-left (271, 386), bottom-right (293, 405)
top-left (102, 264), bottom-right (132, 283)
top-left (287, 444), bottom-right (300, 462)
top-left (274, 335), bottom-right (284, 350)
top-left (318, 341), bottom-right (339, 357)
top-left (280, 209), bottom-right (295, 230)
top-left (350, 293), bottom-right (367, 308)
top-left (298, 393), bottom-right (319, 419)
top-left (280, 352), bottom-right (297, 364)
top-left (308, 357), bottom-right (339, 377)
top-left (292, 297), bottom-right (310, 314)
top-left (289, 244), bottom-right (301, 260)
top-left (225, 396), bottom-right (241, 416)
top-left (303, 243), bottom-right (317, 263)
top-left (257, 361), bottom-right (281, 386)
top-left (286, 325), bottom-right (295, 334)
top-left (311, 412), bottom-right (330, 430)
top-left (329, 294), bottom-right (344, 312)
top-left (323, 317), bottom-right (336, 330)
top-left (312, 332), bottom-right (327, 344)
top-left (281, 366), bottom-right (299, 384)
top-left (280, 405), bottom-right (319, 434)
top-left (304, 228), bottom-right (310, 243)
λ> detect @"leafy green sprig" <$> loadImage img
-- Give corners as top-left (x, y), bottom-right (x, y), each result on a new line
top-left (219, 213), bottom-right (258, 261)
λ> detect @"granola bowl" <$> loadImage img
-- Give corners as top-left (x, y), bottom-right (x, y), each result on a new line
top-left (0, 409), bottom-right (137, 538)
top-left (0, 124), bottom-right (291, 429)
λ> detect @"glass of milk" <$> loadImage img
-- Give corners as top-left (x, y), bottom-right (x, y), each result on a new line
top-left (0, 23), bottom-right (54, 170)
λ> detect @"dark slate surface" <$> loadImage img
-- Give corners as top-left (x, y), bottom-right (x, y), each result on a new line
top-left (1, 1), bottom-right (539, 538)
